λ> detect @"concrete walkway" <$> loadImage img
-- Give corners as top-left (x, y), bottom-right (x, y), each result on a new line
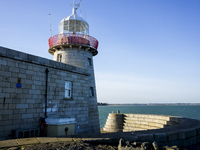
top-left (0, 132), bottom-right (128, 148)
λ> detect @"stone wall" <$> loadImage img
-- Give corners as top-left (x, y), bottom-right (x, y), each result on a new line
top-left (123, 114), bottom-right (180, 132)
top-left (103, 113), bottom-right (180, 132)
top-left (0, 46), bottom-right (100, 140)
top-left (103, 113), bottom-right (200, 148)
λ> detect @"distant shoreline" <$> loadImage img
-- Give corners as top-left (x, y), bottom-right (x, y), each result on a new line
top-left (98, 103), bottom-right (200, 106)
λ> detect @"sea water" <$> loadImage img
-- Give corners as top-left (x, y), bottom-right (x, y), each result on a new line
top-left (98, 105), bottom-right (200, 128)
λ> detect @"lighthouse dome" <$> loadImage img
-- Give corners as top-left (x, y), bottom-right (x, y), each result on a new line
top-left (64, 12), bottom-right (87, 22)
top-left (59, 6), bottom-right (89, 35)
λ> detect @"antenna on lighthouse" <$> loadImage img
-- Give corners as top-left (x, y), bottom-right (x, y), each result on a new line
top-left (80, 0), bottom-right (82, 17)
top-left (79, 0), bottom-right (87, 22)
top-left (49, 14), bottom-right (52, 37)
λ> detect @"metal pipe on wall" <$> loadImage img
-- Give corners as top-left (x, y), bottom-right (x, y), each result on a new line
top-left (45, 68), bottom-right (49, 118)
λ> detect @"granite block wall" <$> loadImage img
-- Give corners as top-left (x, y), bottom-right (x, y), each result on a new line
top-left (0, 46), bottom-right (100, 139)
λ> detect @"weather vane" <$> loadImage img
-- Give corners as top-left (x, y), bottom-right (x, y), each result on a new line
top-left (69, 0), bottom-right (81, 14)
top-left (73, 1), bottom-right (80, 9)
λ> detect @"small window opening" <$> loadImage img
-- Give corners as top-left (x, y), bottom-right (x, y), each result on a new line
top-left (90, 87), bottom-right (94, 97)
top-left (65, 81), bottom-right (72, 98)
top-left (88, 58), bottom-right (92, 66)
top-left (57, 54), bottom-right (62, 62)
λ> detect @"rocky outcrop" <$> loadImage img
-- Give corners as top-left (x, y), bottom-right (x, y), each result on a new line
top-left (118, 138), bottom-right (180, 150)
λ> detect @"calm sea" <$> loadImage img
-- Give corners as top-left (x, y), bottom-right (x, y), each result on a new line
top-left (98, 105), bottom-right (200, 128)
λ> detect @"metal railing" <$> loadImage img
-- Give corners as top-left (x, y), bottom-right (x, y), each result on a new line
top-left (48, 33), bottom-right (98, 50)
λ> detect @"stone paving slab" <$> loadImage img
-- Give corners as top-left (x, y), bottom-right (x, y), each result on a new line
top-left (57, 137), bottom-right (73, 142)
top-left (0, 139), bottom-right (18, 148)
top-left (16, 138), bottom-right (40, 145)
top-left (72, 137), bottom-right (82, 142)
top-left (36, 137), bottom-right (59, 143)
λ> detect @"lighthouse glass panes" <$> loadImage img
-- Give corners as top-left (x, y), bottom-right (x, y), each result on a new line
top-left (58, 18), bottom-right (89, 35)
top-left (65, 81), bottom-right (72, 98)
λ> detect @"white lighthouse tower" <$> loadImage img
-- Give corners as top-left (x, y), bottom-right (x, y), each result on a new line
top-left (48, 1), bottom-right (98, 68)
top-left (48, 1), bottom-right (100, 134)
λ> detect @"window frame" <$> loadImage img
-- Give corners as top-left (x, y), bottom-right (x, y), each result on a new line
top-left (65, 81), bottom-right (72, 99)
top-left (57, 53), bottom-right (62, 62)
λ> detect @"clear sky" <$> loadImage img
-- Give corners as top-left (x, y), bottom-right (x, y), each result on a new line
top-left (0, 0), bottom-right (200, 104)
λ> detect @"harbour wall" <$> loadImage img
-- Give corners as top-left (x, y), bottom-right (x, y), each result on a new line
top-left (103, 113), bottom-right (200, 148)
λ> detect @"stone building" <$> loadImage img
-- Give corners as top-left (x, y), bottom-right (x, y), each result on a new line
top-left (0, 2), bottom-right (100, 140)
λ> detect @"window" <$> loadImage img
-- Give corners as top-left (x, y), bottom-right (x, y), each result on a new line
top-left (65, 81), bottom-right (72, 98)
top-left (90, 87), bottom-right (94, 97)
top-left (88, 58), bottom-right (92, 66)
top-left (57, 54), bottom-right (62, 62)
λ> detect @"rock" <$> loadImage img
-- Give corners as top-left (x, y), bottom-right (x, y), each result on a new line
top-left (141, 142), bottom-right (153, 150)
top-left (132, 142), bottom-right (141, 147)
top-left (118, 138), bottom-right (125, 150)
top-left (170, 146), bottom-right (179, 150)
top-left (161, 146), bottom-right (179, 150)
top-left (118, 139), bottom-right (140, 150)
top-left (152, 141), bottom-right (159, 150)
top-left (126, 141), bottom-right (131, 146)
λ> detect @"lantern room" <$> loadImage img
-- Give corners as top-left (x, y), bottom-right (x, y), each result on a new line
top-left (58, 4), bottom-right (89, 35)
top-left (48, 1), bottom-right (98, 56)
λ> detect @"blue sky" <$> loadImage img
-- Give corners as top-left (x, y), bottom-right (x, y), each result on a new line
top-left (0, 0), bottom-right (200, 103)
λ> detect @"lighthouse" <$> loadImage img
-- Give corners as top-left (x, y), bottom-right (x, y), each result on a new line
top-left (48, 1), bottom-right (98, 68)
top-left (47, 1), bottom-right (100, 134)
